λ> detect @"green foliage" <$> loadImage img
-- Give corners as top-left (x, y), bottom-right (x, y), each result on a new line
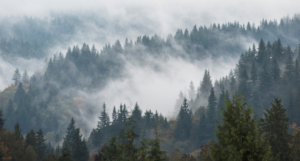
top-left (259, 97), bottom-right (291, 161)
top-left (101, 136), bottom-right (124, 161)
top-left (210, 96), bottom-right (271, 161)
top-left (174, 98), bottom-right (192, 141)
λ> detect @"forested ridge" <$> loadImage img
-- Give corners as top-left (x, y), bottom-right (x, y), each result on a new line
top-left (0, 14), bottom-right (300, 160)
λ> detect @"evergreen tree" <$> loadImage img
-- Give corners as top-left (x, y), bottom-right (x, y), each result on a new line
top-left (199, 70), bottom-right (213, 99)
top-left (71, 129), bottom-right (89, 161)
top-left (25, 130), bottom-right (37, 149)
top-left (98, 103), bottom-right (110, 129)
top-left (271, 58), bottom-right (280, 83)
top-left (259, 97), bottom-right (291, 161)
top-left (36, 129), bottom-right (47, 161)
top-left (58, 144), bottom-right (73, 161)
top-left (0, 110), bottom-right (5, 131)
top-left (197, 107), bottom-right (208, 146)
top-left (13, 82), bottom-right (26, 103)
top-left (102, 135), bottom-right (124, 160)
top-left (210, 96), bottom-right (271, 161)
top-left (174, 98), bottom-right (192, 140)
top-left (22, 70), bottom-right (30, 84)
top-left (63, 118), bottom-right (76, 151)
top-left (12, 68), bottom-right (21, 86)
top-left (188, 81), bottom-right (196, 101)
top-left (257, 39), bottom-right (267, 64)
top-left (124, 116), bottom-right (139, 161)
top-left (14, 122), bottom-right (23, 140)
top-left (207, 87), bottom-right (217, 139)
top-left (132, 103), bottom-right (142, 121)
top-left (250, 61), bottom-right (257, 83)
top-left (147, 124), bottom-right (167, 161)
top-left (112, 106), bottom-right (117, 124)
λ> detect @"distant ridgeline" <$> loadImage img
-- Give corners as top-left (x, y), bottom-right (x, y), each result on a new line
top-left (0, 14), bottom-right (300, 59)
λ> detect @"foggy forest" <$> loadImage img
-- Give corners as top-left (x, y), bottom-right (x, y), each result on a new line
top-left (0, 0), bottom-right (300, 161)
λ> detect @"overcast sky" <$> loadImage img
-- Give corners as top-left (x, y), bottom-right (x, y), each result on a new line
top-left (1, 0), bottom-right (299, 37)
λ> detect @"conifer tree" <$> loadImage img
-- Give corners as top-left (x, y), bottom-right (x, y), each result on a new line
top-left (58, 144), bottom-right (73, 161)
top-left (25, 130), bottom-right (37, 149)
top-left (250, 61), bottom-right (257, 83)
top-left (124, 116), bottom-right (139, 161)
top-left (189, 81), bottom-right (196, 101)
top-left (63, 118), bottom-right (76, 151)
top-left (207, 87), bottom-right (217, 139)
top-left (197, 108), bottom-right (208, 146)
top-left (71, 129), bottom-right (89, 161)
top-left (12, 68), bottom-right (21, 86)
top-left (36, 129), bottom-right (47, 161)
top-left (112, 106), bottom-right (117, 124)
top-left (257, 39), bottom-right (267, 64)
top-left (271, 58), bottom-right (280, 83)
top-left (102, 135), bottom-right (124, 160)
top-left (22, 70), bottom-right (29, 84)
top-left (210, 96), bottom-right (271, 161)
top-left (98, 103), bottom-right (110, 129)
top-left (14, 122), bottom-right (23, 140)
top-left (0, 110), bottom-right (5, 131)
top-left (13, 82), bottom-right (26, 103)
top-left (132, 103), bottom-right (142, 121)
top-left (259, 97), bottom-right (291, 161)
top-left (147, 123), bottom-right (167, 161)
top-left (175, 98), bottom-right (192, 140)
top-left (199, 70), bottom-right (213, 99)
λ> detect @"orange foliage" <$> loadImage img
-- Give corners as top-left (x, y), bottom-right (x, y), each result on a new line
top-left (0, 142), bottom-right (12, 160)
top-left (72, 97), bottom-right (86, 106)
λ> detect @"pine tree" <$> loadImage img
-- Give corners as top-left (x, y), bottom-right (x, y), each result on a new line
top-left (250, 61), bottom-right (257, 84)
top-left (12, 68), bottom-right (21, 86)
top-left (63, 118), bottom-right (76, 152)
top-left (112, 106), bottom-right (117, 124)
top-left (59, 144), bottom-right (73, 161)
top-left (147, 123), bottom-right (167, 161)
top-left (36, 129), bottom-right (47, 161)
top-left (257, 39), bottom-right (267, 64)
top-left (124, 116), bottom-right (139, 161)
top-left (102, 135), bottom-right (124, 160)
top-left (200, 70), bottom-right (213, 99)
top-left (207, 87), bottom-right (217, 140)
top-left (22, 70), bottom-right (30, 84)
top-left (71, 129), bottom-right (89, 161)
top-left (259, 97), bottom-right (291, 161)
top-left (271, 58), bottom-right (280, 83)
top-left (210, 96), bottom-right (271, 161)
top-left (189, 81), bottom-right (196, 101)
top-left (197, 107), bottom-right (208, 146)
top-left (0, 110), bottom-right (5, 131)
top-left (25, 130), bottom-right (37, 149)
top-left (13, 82), bottom-right (26, 103)
top-left (174, 98), bottom-right (192, 141)
top-left (98, 103), bottom-right (110, 129)
top-left (14, 122), bottom-right (23, 140)
top-left (132, 103), bottom-right (142, 121)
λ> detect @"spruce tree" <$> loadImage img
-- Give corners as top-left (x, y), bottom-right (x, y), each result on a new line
top-left (71, 129), bottom-right (89, 161)
top-left (207, 87), bottom-right (217, 139)
top-left (36, 129), bottom-right (47, 161)
top-left (271, 58), bottom-right (280, 83)
top-left (63, 118), bottom-right (76, 151)
top-left (14, 122), bottom-right (23, 140)
top-left (210, 96), bottom-right (271, 161)
top-left (132, 103), bottom-right (142, 121)
top-left (199, 70), bottom-right (213, 99)
top-left (174, 98), bottom-right (192, 141)
top-left (102, 135), bottom-right (124, 160)
top-left (22, 70), bottom-right (30, 84)
top-left (124, 116), bottom-right (139, 161)
top-left (259, 97), bottom-right (291, 161)
top-left (112, 106), bottom-right (117, 124)
top-left (59, 144), bottom-right (73, 161)
top-left (147, 124), bottom-right (167, 161)
top-left (25, 130), bottom-right (37, 149)
top-left (13, 82), bottom-right (26, 103)
top-left (250, 61), bottom-right (257, 84)
top-left (0, 110), bottom-right (5, 131)
top-left (197, 107), bottom-right (208, 146)
top-left (12, 68), bottom-right (21, 86)
top-left (98, 103), bottom-right (110, 129)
